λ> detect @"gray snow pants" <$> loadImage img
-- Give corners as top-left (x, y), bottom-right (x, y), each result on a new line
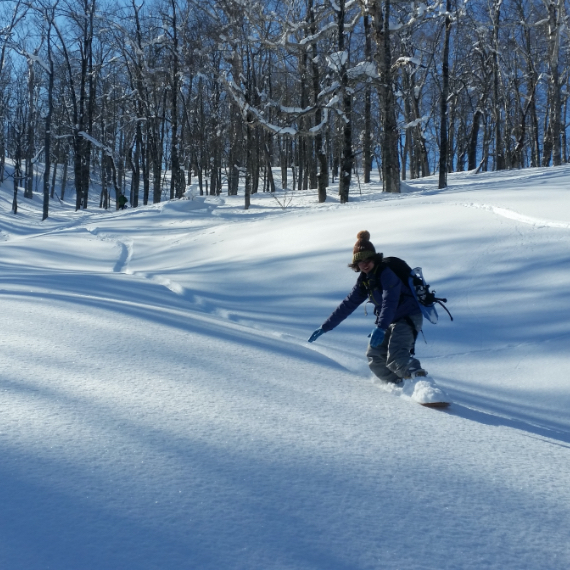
top-left (366, 312), bottom-right (423, 383)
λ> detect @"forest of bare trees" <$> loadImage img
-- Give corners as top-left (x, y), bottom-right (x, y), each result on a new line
top-left (1, 0), bottom-right (569, 217)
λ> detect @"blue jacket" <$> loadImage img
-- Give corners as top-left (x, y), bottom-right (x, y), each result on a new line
top-left (321, 265), bottom-right (421, 332)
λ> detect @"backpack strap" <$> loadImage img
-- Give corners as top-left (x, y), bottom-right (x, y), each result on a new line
top-left (434, 297), bottom-right (454, 321)
top-left (360, 263), bottom-right (386, 297)
top-left (363, 261), bottom-right (411, 309)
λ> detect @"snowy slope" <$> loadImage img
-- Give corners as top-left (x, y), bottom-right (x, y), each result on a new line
top-left (1, 166), bottom-right (569, 570)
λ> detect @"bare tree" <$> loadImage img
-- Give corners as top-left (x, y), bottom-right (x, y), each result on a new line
top-left (438, 0), bottom-right (453, 188)
top-left (543, 0), bottom-right (564, 166)
top-left (41, 1), bottom-right (58, 220)
top-left (369, 0), bottom-right (400, 192)
top-left (336, 0), bottom-right (353, 203)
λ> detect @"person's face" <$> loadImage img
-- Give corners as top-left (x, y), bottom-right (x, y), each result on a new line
top-left (357, 258), bottom-right (375, 274)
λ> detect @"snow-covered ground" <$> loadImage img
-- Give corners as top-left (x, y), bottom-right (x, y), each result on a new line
top-left (1, 165), bottom-right (569, 569)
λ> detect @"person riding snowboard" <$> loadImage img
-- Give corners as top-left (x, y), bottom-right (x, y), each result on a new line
top-left (308, 230), bottom-right (428, 384)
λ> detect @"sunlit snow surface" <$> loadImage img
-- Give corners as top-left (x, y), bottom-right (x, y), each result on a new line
top-left (1, 165), bottom-right (570, 569)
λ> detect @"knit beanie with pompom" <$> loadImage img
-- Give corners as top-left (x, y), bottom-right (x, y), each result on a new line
top-left (352, 230), bottom-right (376, 264)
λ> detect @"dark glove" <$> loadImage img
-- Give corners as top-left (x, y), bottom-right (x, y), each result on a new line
top-left (368, 327), bottom-right (386, 348)
top-left (308, 328), bottom-right (325, 343)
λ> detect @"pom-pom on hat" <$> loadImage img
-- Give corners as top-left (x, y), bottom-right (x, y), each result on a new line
top-left (352, 230), bottom-right (376, 264)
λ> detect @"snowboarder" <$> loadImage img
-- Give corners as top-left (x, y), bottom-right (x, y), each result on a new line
top-left (118, 194), bottom-right (128, 210)
top-left (308, 230), bottom-right (428, 385)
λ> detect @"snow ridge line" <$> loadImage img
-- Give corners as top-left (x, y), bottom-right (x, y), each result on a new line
top-left (0, 288), bottom-right (306, 350)
top-left (459, 202), bottom-right (570, 229)
top-left (143, 274), bottom-right (185, 295)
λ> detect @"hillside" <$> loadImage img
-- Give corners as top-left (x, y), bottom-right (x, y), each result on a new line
top-left (1, 166), bottom-right (569, 569)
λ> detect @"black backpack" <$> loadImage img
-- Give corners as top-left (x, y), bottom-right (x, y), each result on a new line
top-left (376, 256), bottom-right (453, 323)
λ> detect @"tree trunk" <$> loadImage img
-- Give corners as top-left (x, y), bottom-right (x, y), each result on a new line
top-left (337, 0), bottom-right (353, 203)
top-left (129, 142), bottom-right (139, 208)
top-left (0, 138), bottom-right (5, 183)
top-left (280, 137), bottom-right (288, 190)
top-left (61, 157), bottom-right (68, 201)
top-left (81, 1), bottom-right (96, 209)
top-left (169, 0), bottom-right (184, 199)
top-left (12, 136), bottom-right (23, 214)
top-left (468, 109), bottom-right (482, 171)
top-left (373, 0), bottom-right (400, 192)
top-left (100, 154), bottom-right (108, 209)
top-left (492, 0), bottom-right (505, 171)
top-left (51, 161), bottom-right (57, 199)
top-left (245, 121), bottom-right (253, 210)
top-left (263, 141), bottom-right (276, 193)
top-left (363, 13), bottom-right (373, 184)
top-left (73, 133), bottom-right (84, 210)
top-left (42, 19), bottom-right (55, 221)
top-left (25, 53), bottom-right (37, 199)
top-left (547, 0), bottom-right (562, 166)
top-left (438, 0), bottom-right (452, 189)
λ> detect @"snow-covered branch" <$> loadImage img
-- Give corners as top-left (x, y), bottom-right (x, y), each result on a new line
top-left (78, 131), bottom-right (114, 157)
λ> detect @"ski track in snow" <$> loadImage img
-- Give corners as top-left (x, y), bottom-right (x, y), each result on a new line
top-left (111, 238), bottom-right (133, 274)
top-left (84, 226), bottom-right (133, 273)
top-left (84, 225), bottom-right (187, 294)
top-left (86, 226), bottom-right (191, 295)
top-left (458, 202), bottom-right (570, 229)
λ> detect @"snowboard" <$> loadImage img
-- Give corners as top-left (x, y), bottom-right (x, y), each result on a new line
top-left (420, 401), bottom-right (450, 409)
top-left (375, 377), bottom-right (451, 408)
top-left (407, 378), bottom-right (451, 408)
